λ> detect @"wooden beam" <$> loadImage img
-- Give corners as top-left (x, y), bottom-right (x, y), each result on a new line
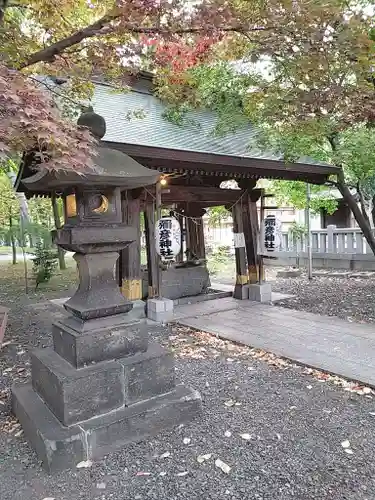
top-left (145, 185), bottom-right (242, 205)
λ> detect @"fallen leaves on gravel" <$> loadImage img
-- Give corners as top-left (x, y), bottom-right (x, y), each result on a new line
top-left (0, 389), bottom-right (9, 406)
top-left (302, 367), bottom-right (375, 396)
top-left (224, 399), bottom-right (242, 408)
top-left (215, 459), bottom-right (231, 474)
top-left (197, 453), bottom-right (212, 463)
top-left (0, 416), bottom-right (21, 434)
top-left (239, 433), bottom-right (252, 441)
top-left (76, 460), bottom-right (92, 469)
top-left (173, 325), bottom-right (375, 399)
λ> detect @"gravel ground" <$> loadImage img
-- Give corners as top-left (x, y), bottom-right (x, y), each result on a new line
top-left (1, 279), bottom-right (375, 500)
top-left (272, 271), bottom-right (375, 324)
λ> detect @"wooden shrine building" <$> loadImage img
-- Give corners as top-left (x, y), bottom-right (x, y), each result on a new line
top-left (16, 72), bottom-right (340, 301)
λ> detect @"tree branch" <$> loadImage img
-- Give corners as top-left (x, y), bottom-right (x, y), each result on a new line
top-left (18, 13), bottom-right (272, 70)
top-left (18, 13), bottom-right (118, 69)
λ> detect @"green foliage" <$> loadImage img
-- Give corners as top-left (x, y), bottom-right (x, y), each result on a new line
top-left (161, 103), bottom-right (201, 128)
top-left (288, 222), bottom-right (306, 240)
top-left (269, 180), bottom-right (338, 214)
top-left (159, 62), bottom-right (256, 135)
top-left (188, 63), bottom-right (256, 136)
top-left (32, 241), bottom-right (58, 290)
top-left (207, 206), bottom-right (229, 227)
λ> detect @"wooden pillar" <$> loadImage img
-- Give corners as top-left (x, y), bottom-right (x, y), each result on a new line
top-left (144, 201), bottom-right (158, 298)
top-left (185, 205), bottom-right (206, 260)
top-left (232, 200), bottom-right (248, 299)
top-left (120, 193), bottom-right (142, 300)
top-left (242, 190), bottom-right (262, 283)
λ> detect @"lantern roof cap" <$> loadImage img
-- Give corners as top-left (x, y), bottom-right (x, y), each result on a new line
top-left (21, 145), bottom-right (160, 192)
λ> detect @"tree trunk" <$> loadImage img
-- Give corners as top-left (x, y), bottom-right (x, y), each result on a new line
top-left (371, 194), bottom-right (375, 228)
top-left (337, 171), bottom-right (375, 255)
top-left (51, 195), bottom-right (66, 270)
top-left (6, 169), bottom-right (33, 247)
top-left (7, 170), bottom-right (30, 222)
top-left (9, 215), bottom-right (17, 265)
top-left (356, 182), bottom-right (371, 227)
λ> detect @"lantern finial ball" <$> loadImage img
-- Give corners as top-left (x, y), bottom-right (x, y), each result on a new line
top-left (77, 107), bottom-right (106, 139)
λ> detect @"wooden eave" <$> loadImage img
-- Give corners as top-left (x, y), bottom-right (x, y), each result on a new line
top-left (103, 141), bottom-right (340, 185)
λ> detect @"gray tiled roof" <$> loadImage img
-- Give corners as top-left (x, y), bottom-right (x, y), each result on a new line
top-left (35, 76), bottom-right (331, 169)
top-left (91, 83), bottom-right (328, 167)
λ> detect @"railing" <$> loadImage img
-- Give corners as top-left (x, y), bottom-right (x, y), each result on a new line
top-left (279, 225), bottom-right (373, 255)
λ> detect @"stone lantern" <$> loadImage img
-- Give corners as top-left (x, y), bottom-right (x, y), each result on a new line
top-left (12, 112), bottom-right (201, 473)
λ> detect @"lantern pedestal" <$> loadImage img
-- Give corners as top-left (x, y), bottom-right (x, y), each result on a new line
top-left (12, 187), bottom-right (201, 473)
top-left (12, 243), bottom-right (201, 472)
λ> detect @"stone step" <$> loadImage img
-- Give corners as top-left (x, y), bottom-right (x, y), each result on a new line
top-left (31, 342), bottom-right (176, 426)
top-left (12, 382), bottom-right (201, 473)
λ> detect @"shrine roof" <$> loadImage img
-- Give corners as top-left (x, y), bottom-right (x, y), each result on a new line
top-left (17, 74), bottom-right (341, 188)
top-left (89, 80), bottom-right (339, 184)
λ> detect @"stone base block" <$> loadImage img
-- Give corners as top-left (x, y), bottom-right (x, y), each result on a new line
top-left (118, 343), bottom-right (175, 404)
top-left (12, 382), bottom-right (201, 473)
top-left (30, 342), bottom-right (176, 426)
top-left (233, 284), bottom-right (249, 300)
top-left (52, 315), bottom-right (149, 368)
top-left (31, 349), bottom-right (125, 426)
top-left (248, 283), bottom-right (272, 303)
top-left (147, 298), bottom-right (174, 323)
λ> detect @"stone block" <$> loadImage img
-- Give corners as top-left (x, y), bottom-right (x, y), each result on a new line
top-left (147, 310), bottom-right (174, 323)
top-left (248, 283), bottom-right (272, 303)
top-left (163, 298), bottom-right (174, 312)
top-left (52, 316), bottom-right (148, 368)
top-left (233, 284), bottom-right (249, 300)
top-left (142, 265), bottom-right (210, 300)
top-left (119, 342), bottom-right (175, 404)
top-left (147, 298), bottom-right (174, 323)
top-left (13, 382), bottom-right (201, 473)
top-left (276, 269), bottom-right (302, 278)
top-left (31, 349), bottom-right (124, 426)
top-left (147, 298), bottom-right (166, 313)
top-left (82, 384), bottom-right (202, 460)
top-left (12, 383), bottom-right (86, 473)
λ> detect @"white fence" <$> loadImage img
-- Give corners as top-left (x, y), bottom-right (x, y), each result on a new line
top-left (279, 225), bottom-right (374, 255)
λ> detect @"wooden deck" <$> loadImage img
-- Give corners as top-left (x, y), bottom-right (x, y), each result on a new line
top-left (174, 297), bottom-right (375, 387)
